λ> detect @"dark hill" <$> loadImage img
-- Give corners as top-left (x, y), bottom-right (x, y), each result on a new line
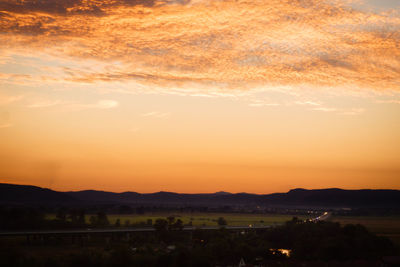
top-left (0, 183), bottom-right (399, 208)
top-left (65, 190), bottom-right (141, 203)
top-left (0, 183), bottom-right (75, 204)
top-left (274, 188), bottom-right (400, 207)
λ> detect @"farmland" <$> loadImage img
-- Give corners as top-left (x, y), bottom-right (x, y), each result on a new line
top-left (44, 212), bottom-right (400, 246)
top-left (47, 213), bottom-right (311, 227)
top-left (108, 213), bottom-right (311, 226)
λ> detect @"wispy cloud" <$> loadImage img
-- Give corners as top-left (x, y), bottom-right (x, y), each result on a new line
top-left (295, 101), bottom-right (322, 106)
top-left (248, 100), bottom-right (280, 107)
top-left (311, 107), bottom-right (338, 112)
top-left (69, 100), bottom-right (119, 110)
top-left (376, 99), bottom-right (400, 104)
top-left (141, 111), bottom-right (171, 118)
top-left (23, 98), bottom-right (119, 110)
top-left (340, 108), bottom-right (365, 116)
top-left (0, 0), bottom-right (398, 95)
top-left (310, 106), bottom-right (365, 115)
top-left (27, 100), bottom-right (62, 108)
top-left (93, 100), bottom-right (119, 109)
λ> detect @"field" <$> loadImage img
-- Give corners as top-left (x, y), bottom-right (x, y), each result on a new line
top-left (107, 213), bottom-right (310, 227)
top-left (329, 216), bottom-right (400, 245)
top-left (45, 212), bottom-right (400, 245)
top-left (47, 213), bottom-right (309, 227)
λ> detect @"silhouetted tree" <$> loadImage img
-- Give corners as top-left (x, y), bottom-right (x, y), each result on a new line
top-left (172, 219), bottom-right (184, 230)
top-left (68, 209), bottom-right (79, 224)
top-left (96, 211), bottom-right (109, 226)
top-left (217, 217), bottom-right (227, 226)
top-left (154, 219), bottom-right (168, 232)
top-left (56, 207), bottom-right (67, 222)
top-left (77, 209), bottom-right (85, 224)
top-left (167, 216), bottom-right (175, 225)
top-left (89, 215), bottom-right (97, 226)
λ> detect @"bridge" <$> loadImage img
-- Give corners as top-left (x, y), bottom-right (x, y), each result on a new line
top-left (0, 225), bottom-right (271, 237)
top-left (0, 212), bottom-right (330, 243)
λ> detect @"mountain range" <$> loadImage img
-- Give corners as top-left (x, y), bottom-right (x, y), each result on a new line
top-left (1, 183), bottom-right (400, 208)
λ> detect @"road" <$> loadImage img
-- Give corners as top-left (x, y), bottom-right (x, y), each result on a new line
top-left (0, 225), bottom-right (272, 237)
top-left (0, 212), bottom-right (330, 237)
top-left (310, 211), bottom-right (331, 222)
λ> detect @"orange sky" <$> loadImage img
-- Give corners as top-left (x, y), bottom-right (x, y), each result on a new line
top-left (0, 0), bottom-right (399, 193)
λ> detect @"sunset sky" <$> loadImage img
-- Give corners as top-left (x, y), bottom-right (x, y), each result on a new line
top-left (0, 0), bottom-right (399, 193)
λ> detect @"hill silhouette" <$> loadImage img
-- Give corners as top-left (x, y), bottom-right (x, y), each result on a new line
top-left (0, 183), bottom-right (75, 204)
top-left (0, 183), bottom-right (399, 208)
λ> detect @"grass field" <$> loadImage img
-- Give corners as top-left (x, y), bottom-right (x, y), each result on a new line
top-left (46, 213), bottom-right (309, 227)
top-left (108, 213), bottom-right (310, 227)
top-left (329, 216), bottom-right (400, 245)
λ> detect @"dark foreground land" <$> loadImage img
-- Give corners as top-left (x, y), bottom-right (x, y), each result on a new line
top-left (0, 217), bottom-right (399, 267)
top-left (1, 183), bottom-right (400, 266)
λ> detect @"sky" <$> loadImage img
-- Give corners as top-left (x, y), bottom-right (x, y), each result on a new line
top-left (0, 0), bottom-right (399, 193)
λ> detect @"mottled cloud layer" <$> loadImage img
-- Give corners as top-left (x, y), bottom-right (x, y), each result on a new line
top-left (0, 0), bottom-right (399, 93)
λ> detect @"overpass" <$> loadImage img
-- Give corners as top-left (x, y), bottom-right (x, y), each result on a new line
top-left (0, 225), bottom-right (271, 237)
top-left (0, 212), bottom-right (330, 238)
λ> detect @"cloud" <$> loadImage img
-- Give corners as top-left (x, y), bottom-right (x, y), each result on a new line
top-left (0, 0), bottom-right (399, 95)
top-left (311, 107), bottom-right (338, 112)
top-left (310, 106), bottom-right (366, 115)
top-left (248, 100), bottom-right (280, 107)
top-left (141, 111), bottom-right (171, 118)
top-left (340, 108), bottom-right (365, 115)
top-left (95, 100), bottom-right (119, 109)
top-left (75, 100), bottom-right (119, 110)
top-left (16, 97), bottom-right (119, 110)
top-left (27, 100), bottom-right (62, 108)
top-left (61, 99), bottom-right (120, 111)
top-left (376, 99), bottom-right (400, 104)
top-left (0, 0), bottom-right (191, 16)
top-left (295, 101), bottom-right (322, 106)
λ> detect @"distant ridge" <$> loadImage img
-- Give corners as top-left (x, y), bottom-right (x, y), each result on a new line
top-left (0, 183), bottom-right (399, 208)
top-left (0, 183), bottom-right (75, 204)
top-left (213, 191), bottom-right (232, 196)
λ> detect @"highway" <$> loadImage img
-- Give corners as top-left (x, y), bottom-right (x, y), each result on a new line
top-left (0, 225), bottom-right (273, 237)
top-left (0, 212), bottom-right (330, 237)
top-left (311, 211), bottom-right (331, 222)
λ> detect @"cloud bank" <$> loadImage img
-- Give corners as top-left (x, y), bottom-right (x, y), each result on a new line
top-left (0, 0), bottom-right (399, 93)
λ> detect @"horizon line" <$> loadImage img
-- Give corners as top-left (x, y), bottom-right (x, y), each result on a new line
top-left (1, 182), bottom-right (399, 195)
